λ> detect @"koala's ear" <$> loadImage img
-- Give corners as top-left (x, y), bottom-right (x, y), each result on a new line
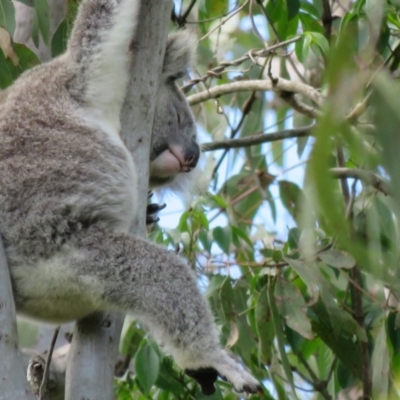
top-left (163, 31), bottom-right (197, 80)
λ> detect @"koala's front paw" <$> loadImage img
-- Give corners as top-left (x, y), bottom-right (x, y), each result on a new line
top-left (185, 353), bottom-right (262, 395)
top-left (146, 191), bottom-right (166, 225)
top-left (185, 367), bottom-right (218, 395)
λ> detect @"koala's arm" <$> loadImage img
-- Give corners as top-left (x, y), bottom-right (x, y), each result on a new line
top-left (65, 0), bottom-right (139, 119)
top-left (62, 226), bottom-right (261, 395)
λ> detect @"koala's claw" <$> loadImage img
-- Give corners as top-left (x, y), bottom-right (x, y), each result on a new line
top-left (185, 368), bottom-right (219, 395)
top-left (243, 383), bottom-right (264, 395)
top-left (146, 193), bottom-right (167, 225)
top-left (185, 359), bottom-right (262, 396)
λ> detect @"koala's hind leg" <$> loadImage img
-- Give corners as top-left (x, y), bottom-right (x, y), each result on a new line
top-left (73, 225), bottom-right (261, 395)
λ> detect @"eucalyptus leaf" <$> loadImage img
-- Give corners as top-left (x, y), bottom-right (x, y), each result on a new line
top-left (135, 343), bottom-right (160, 394)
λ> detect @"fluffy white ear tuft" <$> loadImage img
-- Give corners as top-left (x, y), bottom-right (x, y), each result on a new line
top-left (162, 31), bottom-right (197, 80)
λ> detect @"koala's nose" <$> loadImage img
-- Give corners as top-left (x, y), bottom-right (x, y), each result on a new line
top-left (184, 140), bottom-right (200, 169)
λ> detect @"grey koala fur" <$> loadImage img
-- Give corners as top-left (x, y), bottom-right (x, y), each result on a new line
top-left (0, 0), bottom-right (260, 395)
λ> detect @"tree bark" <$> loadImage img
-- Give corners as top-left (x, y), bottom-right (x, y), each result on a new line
top-left (65, 1), bottom-right (171, 399)
top-left (0, 237), bottom-right (35, 400)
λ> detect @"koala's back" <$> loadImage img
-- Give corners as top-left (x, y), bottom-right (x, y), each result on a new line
top-left (0, 58), bottom-right (138, 269)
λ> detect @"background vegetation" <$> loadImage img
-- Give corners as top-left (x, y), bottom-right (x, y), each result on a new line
top-left (2, 0), bottom-right (400, 398)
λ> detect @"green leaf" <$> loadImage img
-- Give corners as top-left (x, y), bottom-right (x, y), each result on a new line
top-left (213, 226), bottom-right (231, 254)
top-left (51, 18), bottom-right (68, 57)
top-left (296, 135), bottom-right (310, 158)
top-left (266, 280), bottom-right (298, 399)
top-left (319, 249), bottom-right (356, 269)
top-left (0, 0), bottom-right (15, 35)
top-left (299, 12), bottom-right (324, 34)
top-left (155, 358), bottom-right (185, 394)
top-left (275, 277), bottom-right (313, 339)
top-left (372, 323), bottom-right (390, 398)
top-left (15, 0), bottom-right (34, 6)
top-left (299, 0), bottom-right (319, 18)
top-left (371, 73), bottom-right (400, 212)
top-left (209, 193), bottom-right (229, 209)
top-left (285, 257), bottom-right (367, 340)
top-left (31, 9), bottom-right (39, 48)
top-left (308, 31), bottom-right (329, 58)
top-left (35, 0), bottom-right (50, 45)
top-left (120, 322), bottom-right (145, 356)
top-left (0, 42), bottom-right (39, 89)
top-left (231, 225), bottom-right (253, 247)
top-left (178, 211), bottom-right (190, 233)
top-left (255, 285), bottom-right (275, 364)
top-left (206, 275), bottom-right (228, 323)
top-left (287, 0), bottom-right (300, 20)
top-left (135, 343), bottom-right (160, 394)
top-left (219, 277), bottom-right (235, 321)
top-left (199, 229), bottom-right (212, 253)
top-left (278, 180), bottom-right (303, 222)
top-left (310, 299), bottom-right (363, 378)
top-left (295, 32), bottom-right (311, 63)
top-left (196, 386), bottom-right (224, 400)
top-left (387, 312), bottom-right (400, 352)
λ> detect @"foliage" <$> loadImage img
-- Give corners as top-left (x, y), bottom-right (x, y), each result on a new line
top-left (3, 0), bottom-right (400, 398)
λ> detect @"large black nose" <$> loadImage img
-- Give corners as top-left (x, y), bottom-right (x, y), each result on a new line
top-left (184, 140), bottom-right (200, 169)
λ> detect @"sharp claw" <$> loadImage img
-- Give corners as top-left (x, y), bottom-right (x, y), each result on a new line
top-left (185, 368), bottom-right (218, 396)
top-left (147, 203), bottom-right (167, 214)
top-left (242, 384), bottom-right (263, 395)
top-left (146, 215), bottom-right (160, 225)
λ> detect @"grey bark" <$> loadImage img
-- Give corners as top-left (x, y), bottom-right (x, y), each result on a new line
top-left (65, 1), bottom-right (171, 399)
top-left (0, 237), bottom-right (35, 400)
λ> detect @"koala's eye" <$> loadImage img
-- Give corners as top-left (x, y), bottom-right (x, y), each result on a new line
top-left (177, 112), bottom-right (181, 127)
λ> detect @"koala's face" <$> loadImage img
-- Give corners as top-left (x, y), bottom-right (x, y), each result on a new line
top-left (149, 32), bottom-right (200, 189)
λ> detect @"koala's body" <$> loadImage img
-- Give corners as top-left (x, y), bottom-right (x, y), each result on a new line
top-left (0, 0), bottom-right (260, 395)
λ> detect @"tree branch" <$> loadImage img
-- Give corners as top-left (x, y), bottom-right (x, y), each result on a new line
top-left (321, 0), bottom-right (332, 42)
top-left (182, 37), bottom-right (301, 92)
top-left (202, 125), bottom-right (313, 151)
top-left (187, 78), bottom-right (321, 112)
top-left (65, 2), bottom-right (171, 399)
top-left (0, 236), bottom-right (35, 400)
top-left (330, 167), bottom-right (391, 196)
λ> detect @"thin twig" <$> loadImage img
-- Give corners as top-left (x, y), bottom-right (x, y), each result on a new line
top-left (256, 0), bottom-right (307, 83)
top-left (198, 0), bottom-right (249, 43)
top-left (321, 0), bottom-right (332, 42)
top-left (202, 124), bottom-right (313, 151)
top-left (188, 78), bottom-right (321, 109)
top-left (330, 167), bottom-right (391, 196)
top-left (39, 326), bottom-right (60, 400)
top-left (180, 0), bottom-right (197, 23)
top-left (278, 91), bottom-right (320, 119)
top-left (182, 36), bottom-right (301, 92)
top-left (211, 92), bottom-right (258, 179)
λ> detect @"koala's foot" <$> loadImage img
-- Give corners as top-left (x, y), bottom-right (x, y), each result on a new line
top-left (27, 355), bottom-right (46, 396)
top-left (146, 191), bottom-right (166, 225)
top-left (185, 352), bottom-right (262, 395)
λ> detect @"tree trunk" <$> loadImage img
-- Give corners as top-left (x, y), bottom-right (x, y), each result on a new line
top-left (65, 1), bottom-right (171, 399)
top-left (0, 237), bottom-right (35, 400)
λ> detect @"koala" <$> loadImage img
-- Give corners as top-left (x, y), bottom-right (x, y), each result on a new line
top-left (0, 0), bottom-right (261, 396)
top-left (150, 32), bottom-right (200, 193)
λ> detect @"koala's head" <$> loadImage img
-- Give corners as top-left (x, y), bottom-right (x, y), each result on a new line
top-left (149, 32), bottom-right (200, 193)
